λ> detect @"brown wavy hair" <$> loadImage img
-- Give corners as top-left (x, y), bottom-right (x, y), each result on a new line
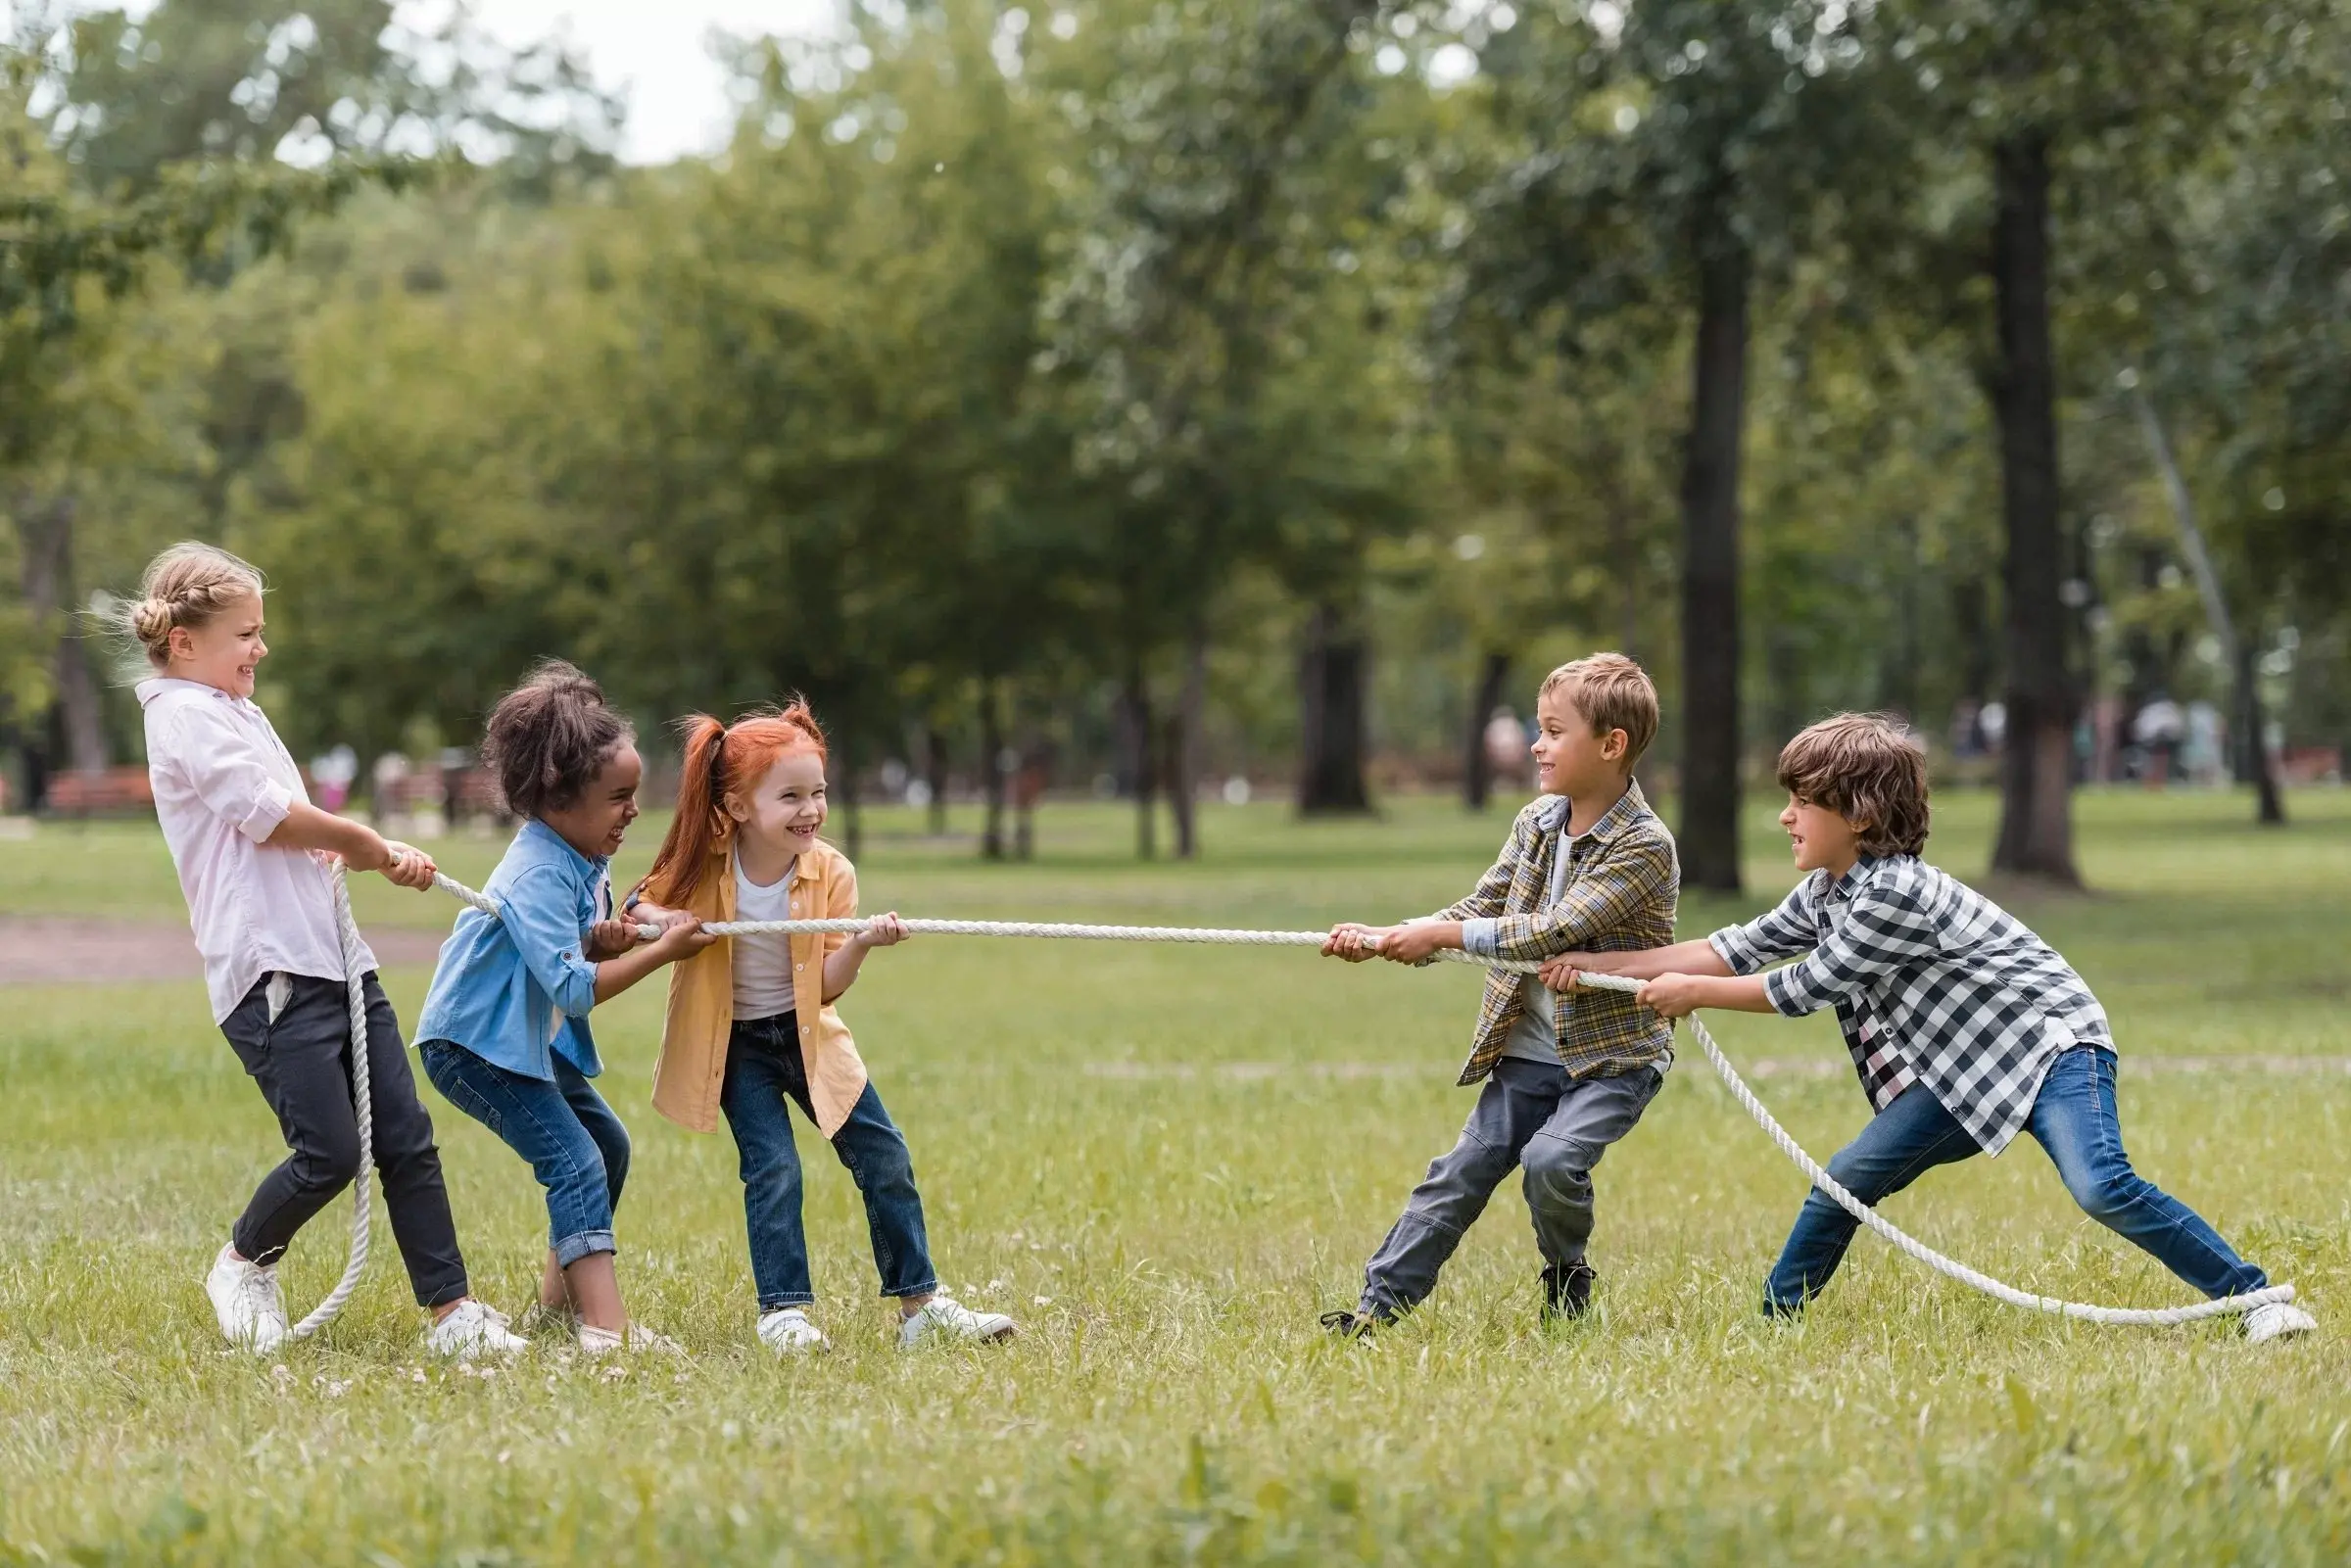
top-left (1775, 712), bottom-right (1931, 857)
top-left (637, 702), bottom-right (829, 908)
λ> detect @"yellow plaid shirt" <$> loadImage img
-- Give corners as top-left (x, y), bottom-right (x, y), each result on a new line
top-left (1435, 783), bottom-right (1679, 1085)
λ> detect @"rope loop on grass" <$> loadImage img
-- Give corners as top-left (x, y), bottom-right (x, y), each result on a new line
top-left (418, 873), bottom-right (2293, 1327)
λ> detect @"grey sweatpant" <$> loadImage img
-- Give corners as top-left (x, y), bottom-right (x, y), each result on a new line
top-left (1360, 1056), bottom-right (1663, 1317)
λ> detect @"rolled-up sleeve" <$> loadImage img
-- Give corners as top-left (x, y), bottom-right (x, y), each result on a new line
top-left (823, 862), bottom-right (860, 958)
top-left (506, 866), bottom-right (601, 1019)
top-left (171, 707), bottom-right (296, 843)
top-left (1759, 886), bottom-right (1935, 1018)
top-left (1708, 884), bottom-right (1821, 977)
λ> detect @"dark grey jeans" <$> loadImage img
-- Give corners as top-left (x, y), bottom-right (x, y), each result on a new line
top-left (1360, 1057), bottom-right (1664, 1318)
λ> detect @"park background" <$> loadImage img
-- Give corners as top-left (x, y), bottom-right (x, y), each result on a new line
top-left (6, 1), bottom-right (2351, 1564)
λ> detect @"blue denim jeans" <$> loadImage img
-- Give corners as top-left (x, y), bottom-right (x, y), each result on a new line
top-left (721, 1013), bottom-right (936, 1309)
top-left (1765, 1046), bottom-right (2269, 1312)
top-left (420, 1040), bottom-right (630, 1267)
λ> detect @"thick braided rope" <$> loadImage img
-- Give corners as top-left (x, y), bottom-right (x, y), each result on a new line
top-left (284, 864), bottom-right (377, 1340)
top-left (424, 878), bottom-right (2292, 1324)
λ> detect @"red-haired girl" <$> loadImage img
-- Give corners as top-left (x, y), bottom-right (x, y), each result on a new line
top-left (631, 705), bottom-right (1016, 1354)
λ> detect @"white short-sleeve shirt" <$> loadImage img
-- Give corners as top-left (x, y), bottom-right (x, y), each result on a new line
top-left (137, 678), bottom-right (374, 1022)
top-left (730, 850), bottom-right (799, 1021)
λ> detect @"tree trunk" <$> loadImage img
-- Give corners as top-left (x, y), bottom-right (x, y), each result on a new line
top-left (1677, 223), bottom-right (1749, 894)
top-left (924, 724), bottom-right (949, 836)
top-left (1166, 627), bottom-right (1207, 858)
top-left (839, 736), bottom-right (865, 862)
top-left (13, 492), bottom-right (108, 788)
top-left (2235, 645), bottom-right (2285, 826)
top-left (1463, 650), bottom-right (1511, 811)
top-left (1121, 667), bottom-right (1157, 860)
top-left (1297, 602), bottom-right (1370, 814)
top-left (1013, 731), bottom-right (1044, 861)
top-left (979, 682), bottom-right (1008, 860)
top-left (2131, 381), bottom-right (2286, 828)
top-left (1987, 133), bottom-right (2081, 884)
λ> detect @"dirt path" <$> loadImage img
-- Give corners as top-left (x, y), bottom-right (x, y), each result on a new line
top-left (0, 918), bottom-right (446, 985)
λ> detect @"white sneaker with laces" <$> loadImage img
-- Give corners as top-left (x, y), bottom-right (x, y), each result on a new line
top-left (577, 1321), bottom-right (685, 1356)
top-left (205, 1242), bottom-right (289, 1354)
top-left (426, 1300), bottom-right (530, 1358)
top-left (2243, 1300), bottom-right (2317, 1344)
top-left (757, 1307), bottom-right (829, 1355)
top-left (896, 1294), bottom-right (1016, 1350)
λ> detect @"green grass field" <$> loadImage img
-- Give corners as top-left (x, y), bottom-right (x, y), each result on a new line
top-left (4, 788), bottom-right (2348, 1564)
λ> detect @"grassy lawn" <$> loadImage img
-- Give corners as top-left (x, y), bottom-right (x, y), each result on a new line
top-left (2, 787), bottom-right (2347, 1564)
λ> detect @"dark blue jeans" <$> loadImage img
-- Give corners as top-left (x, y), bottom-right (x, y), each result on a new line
top-left (722, 1013), bottom-right (936, 1309)
top-left (419, 1040), bottom-right (630, 1267)
top-left (1765, 1047), bottom-right (2269, 1312)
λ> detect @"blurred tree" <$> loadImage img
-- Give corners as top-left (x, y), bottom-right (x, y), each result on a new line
top-left (1447, 0), bottom-right (1919, 892)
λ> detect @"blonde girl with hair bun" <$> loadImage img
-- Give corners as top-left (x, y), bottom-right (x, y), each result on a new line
top-left (125, 542), bottom-right (527, 1359)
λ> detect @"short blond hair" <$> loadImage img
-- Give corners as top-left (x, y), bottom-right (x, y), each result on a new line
top-left (1539, 652), bottom-right (1658, 768)
top-left (1776, 713), bottom-right (1931, 856)
top-left (116, 542), bottom-right (265, 668)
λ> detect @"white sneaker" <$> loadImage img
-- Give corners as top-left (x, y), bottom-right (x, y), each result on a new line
top-left (2243, 1300), bottom-right (2318, 1344)
top-left (205, 1242), bottom-right (289, 1354)
top-left (577, 1321), bottom-right (685, 1356)
top-left (426, 1300), bottom-right (529, 1359)
top-left (756, 1307), bottom-right (829, 1355)
top-left (896, 1293), bottom-right (1016, 1350)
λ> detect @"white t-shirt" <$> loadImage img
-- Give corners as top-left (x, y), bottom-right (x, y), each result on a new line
top-left (731, 850), bottom-right (798, 1020)
top-left (137, 677), bottom-right (376, 1023)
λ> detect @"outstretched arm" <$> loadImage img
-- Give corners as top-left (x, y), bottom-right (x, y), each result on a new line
top-left (1538, 938), bottom-right (1730, 988)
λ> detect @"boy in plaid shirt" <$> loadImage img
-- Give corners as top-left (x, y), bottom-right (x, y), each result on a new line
top-left (1549, 712), bottom-right (2314, 1344)
top-left (1319, 654), bottom-right (1678, 1333)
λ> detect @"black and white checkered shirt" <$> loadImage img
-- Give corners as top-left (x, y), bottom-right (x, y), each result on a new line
top-left (1708, 856), bottom-right (2112, 1155)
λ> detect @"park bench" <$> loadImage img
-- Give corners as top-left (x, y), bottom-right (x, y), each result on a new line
top-left (42, 767), bottom-right (156, 818)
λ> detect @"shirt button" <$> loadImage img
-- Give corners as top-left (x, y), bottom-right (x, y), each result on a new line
top-left (794, 963), bottom-right (803, 971)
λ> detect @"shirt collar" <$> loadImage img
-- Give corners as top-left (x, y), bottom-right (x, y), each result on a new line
top-left (1825, 854), bottom-right (1880, 901)
top-left (520, 817), bottom-right (609, 879)
top-left (1542, 780), bottom-right (1650, 845)
top-left (135, 676), bottom-right (247, 711)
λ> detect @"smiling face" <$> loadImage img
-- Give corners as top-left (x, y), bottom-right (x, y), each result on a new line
top-left (166, 591), bottom-right (268, 699)
top-left (1531, 685), bottom-right (1628, 798)
top-left (728, 745), bottom-right (828, 860)
top-left (540, 743), bottom-right (644, 860)
top-left (1780, 792), bottom-right (1866, 877)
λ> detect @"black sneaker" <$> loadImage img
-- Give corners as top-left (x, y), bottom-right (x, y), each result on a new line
top-left (1319, 1308), bottom-right (1379, 1340)
top-left (1540, 1262), bottom-right (1596, 1321)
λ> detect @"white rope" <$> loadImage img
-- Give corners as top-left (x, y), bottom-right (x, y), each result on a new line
top-left (283, 863), bottom-right (377, 1340)
top-left (422, 877), bottom-right (2294, 1325)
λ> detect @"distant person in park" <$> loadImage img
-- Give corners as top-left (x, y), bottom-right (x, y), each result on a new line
top-left (630, 705), bottom-right (1018, 1355)
top-left (123, 542), bottom-right (526, 1359)
top-left (414, 662), bottom-right (717, 1355)
top-left (1545, 712), bottom-right (2316, 1344)
top-left (1319, 653), bottom-right (1679, 1333)
top-left (1483, 706), bottom-right (1529, 791)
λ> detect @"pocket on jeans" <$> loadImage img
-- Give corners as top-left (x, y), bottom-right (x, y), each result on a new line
top-left (423, 1046), bottom-right (504, 1137)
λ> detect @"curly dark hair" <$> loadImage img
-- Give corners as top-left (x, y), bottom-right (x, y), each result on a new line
top-left (480, 660), bottom-right (635, 819)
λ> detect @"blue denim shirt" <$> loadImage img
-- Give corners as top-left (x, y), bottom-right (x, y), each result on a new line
top-left (415, 819), bottom-right (610, 1080)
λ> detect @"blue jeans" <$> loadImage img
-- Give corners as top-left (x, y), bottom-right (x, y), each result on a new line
top-left (1765, 1047), bottom-right (2268, 1312)
top-left (420, 1040), bottom-right (630, 1267)
top-left (721, 1013), bottom-right (936, 1309)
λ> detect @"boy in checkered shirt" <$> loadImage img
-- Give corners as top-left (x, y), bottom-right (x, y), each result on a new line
top-left (1318, 654), bottom-right (1679, 1333)
top-left (1548, 712), bottom-right (2314, 1344)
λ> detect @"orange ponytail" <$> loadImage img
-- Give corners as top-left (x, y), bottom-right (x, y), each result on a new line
top-left (639, 702), bottom-right (830, 910)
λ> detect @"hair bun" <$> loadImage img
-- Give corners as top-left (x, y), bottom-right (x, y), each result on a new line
top-left (129, 597), bottom-right (176, 648)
